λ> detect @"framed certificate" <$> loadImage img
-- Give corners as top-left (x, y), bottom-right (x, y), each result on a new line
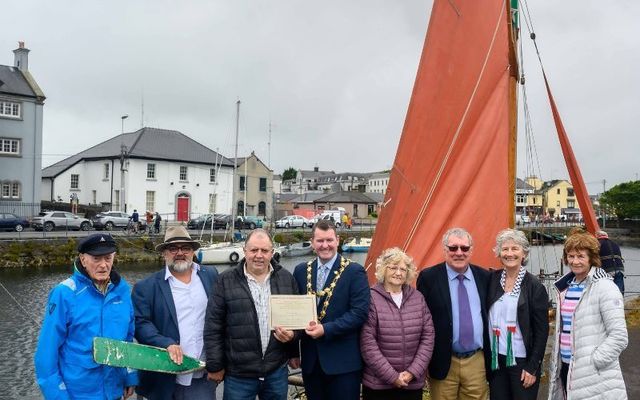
top-left (269, 294), bottom-right (317, 330)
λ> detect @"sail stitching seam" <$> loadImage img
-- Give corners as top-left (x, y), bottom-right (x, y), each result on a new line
top-left (403, 1), bottom-right (507, 250)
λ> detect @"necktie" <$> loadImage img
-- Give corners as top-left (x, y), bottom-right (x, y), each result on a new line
top-left (317, 265), bottom-right (329, 291)
top-left (457, 274), bottom-right (474, 351)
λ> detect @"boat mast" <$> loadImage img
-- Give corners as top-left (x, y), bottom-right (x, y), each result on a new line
top-left (507, 0), bottom-right (520, 228)
top-left (230, 100), bottom-right (240, 239)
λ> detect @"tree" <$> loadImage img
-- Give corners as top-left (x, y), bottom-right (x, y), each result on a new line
top-left (600, 180), bottom-right (640, 219)
top-left (282, 167), bottom-right (297, 181)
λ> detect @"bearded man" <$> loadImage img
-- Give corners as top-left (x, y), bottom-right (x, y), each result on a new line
top-left (132, 225), bottom-right (219, 400)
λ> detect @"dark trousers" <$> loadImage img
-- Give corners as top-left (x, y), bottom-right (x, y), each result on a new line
top-left (362, 386), bottom-right (422, 400)
top-left (560, 361), bottom-right (569, 397)
top-left (302, 359), bottom-right (361, 400)
top-left (613, 271), bottom-right (625, 295)
top-left (489, 355), bottom-right (539, 400)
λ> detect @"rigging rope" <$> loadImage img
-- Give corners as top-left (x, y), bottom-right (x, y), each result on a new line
top-left (0, 279), bottom-right (41, 327)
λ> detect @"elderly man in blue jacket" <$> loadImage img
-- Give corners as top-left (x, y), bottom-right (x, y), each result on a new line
top-left (35, 233), bottom-right (138, 399)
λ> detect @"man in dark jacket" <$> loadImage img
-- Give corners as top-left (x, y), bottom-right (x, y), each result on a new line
top-left (204, 229), bottom-right (299, 399)
top-left (416, 227), bottom-right (490, 400)
top-left (597, 230), bottom-right (625, 294)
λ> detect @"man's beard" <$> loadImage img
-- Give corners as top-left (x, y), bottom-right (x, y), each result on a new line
top-left (168, 259), bottom-right (192, 273)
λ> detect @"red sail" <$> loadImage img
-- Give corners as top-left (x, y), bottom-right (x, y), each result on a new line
top-left (365, 0), bottom-right (514, 280)
top-left (542, 72), bottom-right (600, 234)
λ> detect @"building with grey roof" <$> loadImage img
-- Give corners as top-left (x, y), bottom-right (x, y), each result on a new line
top-left (41, 127), bottom-right (235, 221)
top-left (0, 42), bottom-right (46, 216)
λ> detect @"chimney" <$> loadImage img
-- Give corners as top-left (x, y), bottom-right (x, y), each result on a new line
top-left (13, 41), bottom-right (30, 72)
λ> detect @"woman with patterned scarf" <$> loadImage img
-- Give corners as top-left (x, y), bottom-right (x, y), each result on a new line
top-left (486, 229), bottom-right (549, 400)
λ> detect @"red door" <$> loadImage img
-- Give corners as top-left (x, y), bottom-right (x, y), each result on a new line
top-left (177, 197), bottom-right (190, 221)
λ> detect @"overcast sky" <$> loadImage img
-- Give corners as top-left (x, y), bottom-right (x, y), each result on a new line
top-left (1, 0), bottom-right (638, 193)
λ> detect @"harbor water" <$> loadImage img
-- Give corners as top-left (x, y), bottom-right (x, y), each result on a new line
top-left (1, 247), bottom-right (638, 399)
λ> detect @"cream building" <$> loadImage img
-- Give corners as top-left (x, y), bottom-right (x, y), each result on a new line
top-left (233, 151), bottom-right (273, 219)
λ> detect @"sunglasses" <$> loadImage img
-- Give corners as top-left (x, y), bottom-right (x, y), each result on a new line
top-left (446, 245), bottom-right (471, 253)
top-left (166, 245), bottom-right (194, 254)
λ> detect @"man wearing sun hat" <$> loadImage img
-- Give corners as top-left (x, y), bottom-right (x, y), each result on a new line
top-left (35, 233), bottom-right (138, 399)
top-left (133, 225), bottom-right (219, 400)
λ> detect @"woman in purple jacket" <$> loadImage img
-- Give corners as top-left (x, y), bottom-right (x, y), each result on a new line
top-left (360, 247), bottom-right (435, 400)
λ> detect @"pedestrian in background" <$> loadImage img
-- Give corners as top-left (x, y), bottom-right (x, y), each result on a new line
top-left (596, 230), bottom-right (625, 295)
top-left (154, 211), bottom-right (162, 234)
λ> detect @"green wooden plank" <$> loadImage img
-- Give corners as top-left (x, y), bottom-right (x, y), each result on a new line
top-left (93, 337), bottom-right (205, 374)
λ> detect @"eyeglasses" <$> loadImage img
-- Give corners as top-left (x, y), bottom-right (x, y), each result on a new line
top-left (446, 245), bottom-right (471, 253)
top-left (388, 266), bottom-right (408, 274)
top-left (166, 245), bottom-right (194, 254)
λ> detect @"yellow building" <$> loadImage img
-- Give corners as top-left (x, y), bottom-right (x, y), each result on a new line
top-left (538, 179), bottom-right (577, 218)
top-left (234, 152), bottom-right (273, 219)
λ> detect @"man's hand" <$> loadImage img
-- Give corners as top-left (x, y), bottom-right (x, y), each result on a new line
top-left (166, 344), bottom-right (183, 365)
top-left (123, 386), bottom-right (135, 399)
top-left (521, 369), bottom-right (536, 388)
top-left (288, 357), bottom-right (301, 369)
top-left (305, 321), bottom-right (324, 339)
top-left (208, 370), bottom-right (225, 384)
top-left (274, 326), bottom-right (295, 343)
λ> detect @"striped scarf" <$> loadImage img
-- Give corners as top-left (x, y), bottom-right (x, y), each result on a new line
top-left (491, 266), bottom-right (526, 370)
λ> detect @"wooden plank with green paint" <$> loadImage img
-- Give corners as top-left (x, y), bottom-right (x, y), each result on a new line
top-left (93, 337), bottom-right (205, 374)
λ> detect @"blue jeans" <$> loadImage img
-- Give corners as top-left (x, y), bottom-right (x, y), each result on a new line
top-left (223, 366), bottom-right (288, 400)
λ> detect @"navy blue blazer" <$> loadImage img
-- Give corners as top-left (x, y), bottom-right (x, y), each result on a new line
top-left (416, 262), bottom-right (490, 380)
top-left (293, 255), bottom-right (370, 375)
top-left (132, 265), bottom-right (218, 400)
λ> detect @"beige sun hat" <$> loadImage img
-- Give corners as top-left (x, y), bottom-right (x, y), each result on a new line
top-left (155, 225), bottom-right (201, 251)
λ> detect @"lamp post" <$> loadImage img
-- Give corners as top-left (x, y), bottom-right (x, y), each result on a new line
top-left (120, 115), bottom-right (128, 212)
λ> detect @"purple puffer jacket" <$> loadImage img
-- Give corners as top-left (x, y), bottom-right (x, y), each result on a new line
top-left (360, 283), bottom-right (434, 390)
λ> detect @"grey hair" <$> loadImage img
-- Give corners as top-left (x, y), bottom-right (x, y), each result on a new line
top-left (493, 228), bottom-right (530, 266)
top-left (442, 227), bottom-right (474, 247)
top-left (374, 247), bottom-right (417, 284)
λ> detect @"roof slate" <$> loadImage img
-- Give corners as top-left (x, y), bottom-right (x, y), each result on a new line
top-left (42, 127), bottom-right (234, 178)
top-left (0, 65), bottom-right (37, 97)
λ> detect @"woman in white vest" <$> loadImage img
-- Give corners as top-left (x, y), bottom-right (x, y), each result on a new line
top-left (548, 230), bottom-right (628, 399)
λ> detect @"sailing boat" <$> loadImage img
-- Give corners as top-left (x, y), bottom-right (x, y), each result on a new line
top-left (365, 0), bottom-right (599, 279)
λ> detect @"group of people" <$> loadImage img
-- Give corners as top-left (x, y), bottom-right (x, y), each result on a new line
top-left (34, 221), bottom-right (629, 400)
top-left (129, 209), bottom-right (162, 234)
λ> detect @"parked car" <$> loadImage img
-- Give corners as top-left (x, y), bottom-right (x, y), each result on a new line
top-left (235, 215), bottom-right (264, 229)
top-left (515, 214), bottom-right (530, 225)
top-left (0, 213), bottom-right (30, 232)
top-left (307, 212), bottom-right (342, 228)
top-left (92, 211), bottom-right (132, 230)
top-left (31, 211), bottom-right (92, 232)
top-left (275, 215), bottom-right (309, 228)
top-left (188, 214), bottom-right (232, 230)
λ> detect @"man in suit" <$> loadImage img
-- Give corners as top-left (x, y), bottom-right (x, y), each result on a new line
top-left (292, 220), bottom-right (370, 400)
top-left (132, 226), bottom-right (219, 400)
top-left (416, 227), bottom-right (490, 400)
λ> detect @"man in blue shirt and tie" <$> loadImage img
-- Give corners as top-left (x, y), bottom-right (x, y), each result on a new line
top-left (292, 220), bottom-right (370, 400)
top-left (416, 227), bottom-right (490, 400)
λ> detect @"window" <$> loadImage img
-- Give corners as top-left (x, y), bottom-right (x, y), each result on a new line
top-left (556, 201), bottom-right (561, 207)
top-left (368, 204), bottom-right (375, 215)
top-left (114, 190), bottom-right (120, 211)
top-left (210, 168), bottom-right (216, 183)
top-left (259, 177), bottom-right (267, 192)
top-left (237, 200), bottom-right (245, 216)
top-left (240, 176), bottom-right (246, 191)
top-left (0, 101), bottom-right (20, 118)
top-left (516, 194), bottom-right (526, 203)
top-left (556, 188), bottom-right (560, 195)
top-left (104, 163), bottom-right (110, 179)
top-left (1, 183), bottom-right (10, 198)
top-left (258, 201), bottom-right (266, 216)
top-left (11, 182), bottom-right (20, 199)
top-left (179, 166), bottom-right (188, 181)
top-left (70, 174), bottom-right (79, 189)
top-left (146, 191), bottom-right (155, 212)
top-left (567, 188), bottom-right (575, 197)
top-left (92, 190), bottom-right (97, 205)
top-left (147, 163), bottom-right (156, 179)
top-left (567, 200), bottom-right (575, 208)
top-left (0, 138), bottom-right (20, 155)
top-left (208, 193), bottom-right (217, 213)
